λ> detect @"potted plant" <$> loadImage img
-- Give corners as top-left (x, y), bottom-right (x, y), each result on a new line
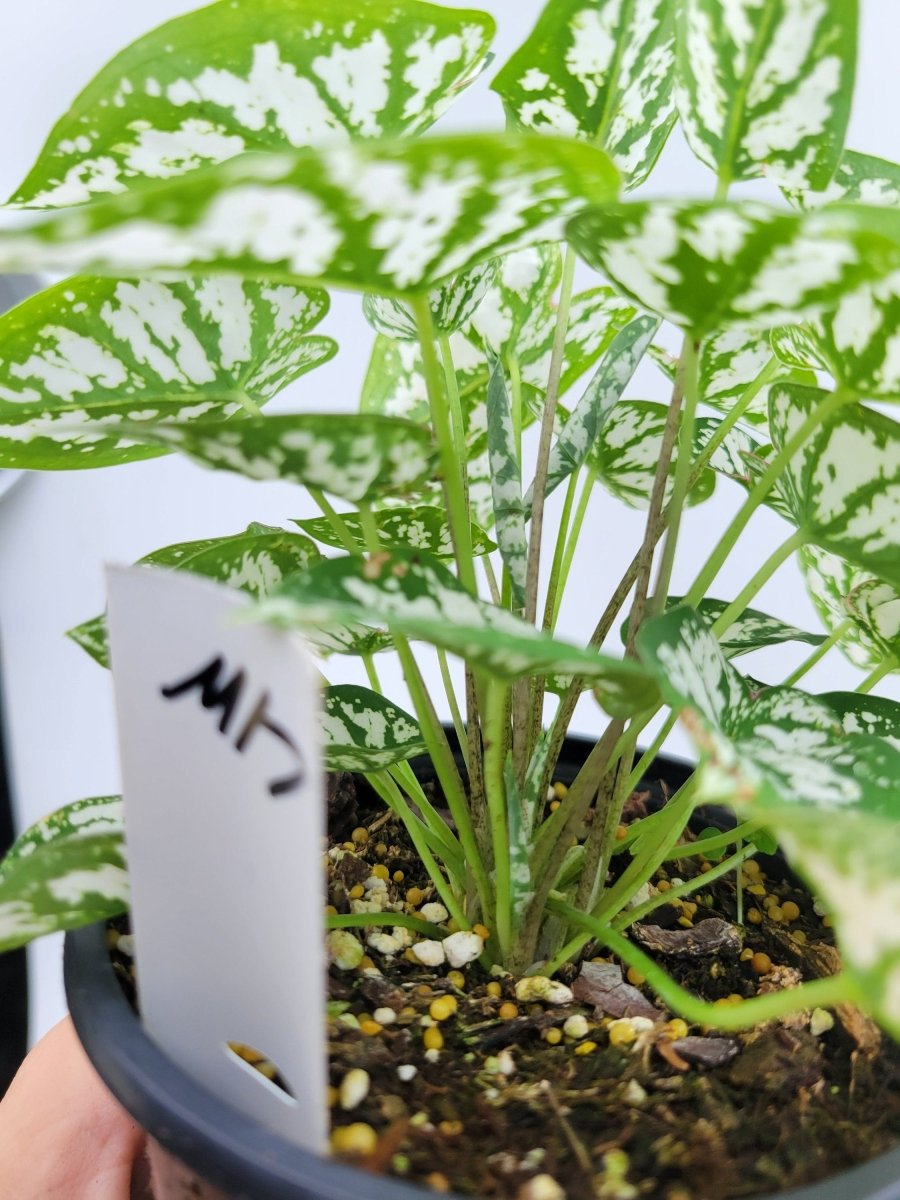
top-left (0, 0), bottom-right (898, 1196)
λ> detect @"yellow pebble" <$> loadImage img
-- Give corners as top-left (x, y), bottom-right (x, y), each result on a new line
top-left (743, 860), bottom-right (761, 878)
top-left (372, 864), bottom-right (390, 881)
top-left (549, 800), bottom-right (561, 812)
top-left (358, 956), bottom-right (376, 972)
top-left (740, 948), bottom-right (754, 962)
top-left (438, 1120), bottom-right (463, 1137)
top-left (393, 870), bottom-right (405, 884)
top-left (331, 1123), bottom-right (377, 1157)
top-left (677, 916), bottom-right (694, 929)
top-left (665, 1019), bottom-right (689, 1041)
top-left (351, 827), bottom-right (369, 846)
top-left (486, 982), bottom-right (502, 999)
top-left (327, 1085), bottom-right (340, 1107)
top-left (626, 967), bottom-right (645, 986)
top-left (447, 970), bottom-right (466, 990)
top-left (763, 894), bottom-right (778, 908)
top-left (399, 1006), bottom-right (417, 1019)
top-left (406, 887), bottom-right (426, 907)
top-left (822, 914), bottom-right (833, 928)
top-left (342, 841), bottom-right (355, 852)
top-left (324, 904), bottom-right (338, 917)
top-left (768, 905), bottom-right (784, 923)
top-left (615, 824), bottom-right (628, 840)
top-left (781, 901), bottom-right (800, 922)
top-left (575, 1040), bottom-right (598, 1055)
top-left (473, 923), bottom-right (491, 941)
top-left (544, 1028), bottom-right (563, 1045)
top-left (359, 1019), bottom-right (382, 1036)
top-left (429, 997), bottom-right (456, 1022)
top-left (415, 984), bottom-right (433, 997)
top-left (747, 883), bottom-right (766, 896)
top-left (700, 862), bottom-right (712, 873)
top-left (426, 1173), bottom-right (451, 1193)
top-left (751, 952), bottom-right (772, 976)
top-left (747, 908), bottom-right (763, 925)
top-left (792, 929), bottom-right (807, 944)
top-left (608, 1024), bottom-right (636, 1048)
top-left (423, 1026), bottom-right (444, 1051)
top-left (374, 842), bottom-right (388, 857)
top-left (682, 902), bottom-right (698, 918)
top-left (348, 884), bottom-right (365, 900)
top-left (498, 1002), bottom-right (519, 1020)
top-left (656, 879), bottom-right (671, 893)
top-left (447, 918), bottom-right (460, 933)
top-left (553, 782), bottom-right (568, 799)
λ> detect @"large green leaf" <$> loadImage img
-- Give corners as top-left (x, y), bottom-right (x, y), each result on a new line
top-left (622, 597), bottom-right (826, 658)
top-left (323, 685), bottom-right (426, 770)
top-left (782, 149), bottom-right (900, 209)
top-left (486, 353), bottom-right (527, 608)
top-left (491, 0), bottom-right (676, 190)
top-left (105, 413), bottom-right (437, 503)
top-left (253, 549), bottom-right (656, 715)
top-left (636, 604), bottom-right (900, 1037)
top-left (68, 523), bottom-right (320, 668)
top-left (0, 275), bottom-right (334, 469)
top-left (769, 384), bottom-right (900, 587)
top-left (566, 200), bottom-right (900, 334)
top-left (11, 0), bottom-right (495, 208)
top-left (674, 0), bottom-right (857, 191)
top-left (294, 508), bottom-right (495, 558)
top-left (0, 135), bottom-right (620, 296)
top-left (0, 797), bottom-right (128, 952)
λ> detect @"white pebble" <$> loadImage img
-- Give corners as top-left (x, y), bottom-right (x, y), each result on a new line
top-left (424, 1047), bottom-right (441, 1064)
top-left (373, 1007), bottom-right (397, 1026)
top-left (810, 1008), bottom-right (835, 1037)
top-left (623, 1079), bottom-right (647, 1106)
top-left (496, 1049), bottom-right (516, 1076)
top-left (396, 1064), bottom-right (417, 1082)
top-left (411, 939), bottom-right (446, 967)
top-left (350, 898), bottom-right (384, 914)
top-left (443, 930), bottom-right (484, 968)
top-left (420, 902), bottom-right (449, 924)
top-left (563, 1014), bottom-right (589, 1040)
top-left (326, 929), bottom-right (363, 971)
top-left (367, 931), bottom-right (403, 956)
top-left (116, 934), bottom-right (135, 956)
top-left (514, 977), bottom-right (574, 1006)
top-left (517, 1174), bottom-right (566, 1200)
top-left (339, 1068), bottom-right (370, 1111)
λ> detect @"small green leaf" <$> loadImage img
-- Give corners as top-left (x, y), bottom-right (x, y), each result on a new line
top-left (12, 0), bottom-right (496, 208)
top-left (486, 353), bottom-right (527, 608)
top-left (693, 418), bottom-right (766, 489)
top-left (674, 0), bottom-right (857, 191)
top-left (566, 200), bottom-right (900, 334)
top-left (362, 261), bottom-right (497, 339)
top-left (253, 549), bottom-right (656, 715)
top-left (68, 523), bottom-right (321, 667)
top-left (492, 0), bottom-right (676, 190)
top-left (0, 134), bottom-right (620, 295)
top-left (769, 384), bottom-right (900, 587)
top-left (323, 685), bottom-right (426, 770)
top-left (107, 413), bottom-right (437, 504)
top-left (622, 597), bottom-right (826, 658)
top-left (0, 275), bottom-right (334, 469)
top-left (769, 324), bottom-right (828, 372)
top-left (295, 508), bottom-right (495, 558)
top-left (782, 149), bottom-right (900, 209)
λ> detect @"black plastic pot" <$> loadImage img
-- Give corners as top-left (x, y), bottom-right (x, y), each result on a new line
top-left (65, 737), bottom-right (900, 1200)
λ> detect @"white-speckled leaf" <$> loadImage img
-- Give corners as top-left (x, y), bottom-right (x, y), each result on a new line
top-left (845, 580), bottom-right (900, 662)
top-left (11, 0), bottom-right (495, 208)
top-left (295, 508), bottom-right (495, 558)
top-left (492, 0), bottom-right (676, 190)
top-left (253, 549), bottom-right (656, 715)
top-left (587, 399), bottom-right (715, 509)
top-left (323, 685), bottom-right (426, 770)
top-left (799, 545), bottom-right (882, 668)
top-left (486, 353), bottom-right (528, 607)
top-left (819, 692), bottom-right (900, 746)
top-left (0, 275), bottom-right (334, 469)
top-left (0, 135), bottom-right (620, 297)
top-left (769, 324), bottom-right (828, 371)
top-left (469, 243), bottom-right (561, 357)
top-left (105, 413), bottom-right (437, 503)
top-left (362, 260), bottom-right (497, 339)
top-left (674, 0), bottom-right (857, 191)
top-left (692, 418), bottom-right (766, 489)
top-left (698, 327), bottom-right (816, 429)
top-left (808, 271), bottom-right (900, 399)
top-left (770, 384), bottom-right (900, 587)
top-left (68, 523), bottom-right (320, 668)
top-left (782, 149), bottom-right (900, 209)
top-left (527, 314), bottom-right (660, 508)
top-left (0, 797), bottom-right (127, 952)
top-left (566, 200), bottom-right (900, 334)
top-left (622, 596), bottom-right (826, 657)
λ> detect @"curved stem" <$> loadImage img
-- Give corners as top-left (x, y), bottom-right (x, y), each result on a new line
top-left (782, 618), bottom-right (853, 688)
top-left (326, 909), bottom-right (448, 940)
top-left (663, 820), bottom-right (760, 863)
top-left (551, 468), bottom-right (596, 630)
top-left (615, 844), bottom-right (757, 930)
top-left (709, 529), bottom-right (806, 636)
top-left (858, 656), bottom-right (897, 694)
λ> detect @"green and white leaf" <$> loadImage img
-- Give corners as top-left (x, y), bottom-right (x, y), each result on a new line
top-left (693, 418), bottom-right (765, 488)
top-left (254, 549), bottom-right (656, 715)
top-left (799, 545), bottom-right (882, 669)
top-left (11, 0), bottom-right (496, 208)
top-left (769, 384), bottom-right (900, 587)
top-left (469, 244), bottom-right (561, 357)
top-left (527, 314), bottom-right (660, 508)
top-left (323, 685), bottom-right (426, 771)
top-left (636, 604), bottom-right (900, 1037)
top-left (504, 755), bottom-right (534, 923)
top-left (782, 149), bottom-right (900, 209)
top-left (486, 353), bottom-right (528, 608)
top-left (566, 200), bottom-right (900, 334)
top-left (362, 260), bottom-right (497, 339)
top-left (819, 692), bottom-right (900, 748)
top-left (491, 0), bottom-right (676, 190)
top-left (622, 596), bottom-right (826, 657)
top-left (674, 0), bottom-right (857, 191)
top-left (105, 413), bottom-right (437, 503)
top-left (809, 271), bottom-right (900, 399)
top-left (0, 135), bottom-right (620, 296)
top-left (698, 327), bottom-right (815, 429)
top-left (0, 797), bottom-right (127, 952)
top-left (0, 274), bottom-right (334, 469)
top-left (769, 324), bottom-right (827, 371)
top-left (844, 579), bottom-right (900, 662)
top-left (294, 508), bottom-right (495, 558)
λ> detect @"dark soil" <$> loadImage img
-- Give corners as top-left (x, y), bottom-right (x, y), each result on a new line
top-left (110, 768), bottom-right (900, 1200)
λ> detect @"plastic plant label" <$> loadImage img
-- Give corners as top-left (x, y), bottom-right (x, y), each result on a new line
top-left (105, 565), bottom-right (326, 1151)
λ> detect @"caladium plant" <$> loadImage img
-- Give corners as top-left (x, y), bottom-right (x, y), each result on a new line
top-left (0, 0), bottom-right (898, 1049)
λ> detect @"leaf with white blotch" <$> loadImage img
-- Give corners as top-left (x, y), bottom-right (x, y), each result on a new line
top-left (819, 693), bottom-right (900, 747)
top-left (362, 260), bottom-right (497, 339)
top-left (674, 0), bottom-right (857, 191)
top-left (0, 796), bottom-right (127, 952)
top-left (809, 270), bottom-right (900, 399)
top-left (566, 200), bottom-right (900, 334)
top-left (769, 384), bottom-right (900, 587)
top-left (693, 418), bottom-right (765, 489)
top-left (526, 314), bottom-right (660, 509)
top-left (698, 327), bottom-right (815, 429)
top-left (504, 755), bottom-right (534, 923)
top-left (621, 597), bottom-right (826, 658)
top-left (11, 0), bottom-right (495, 208)
top-left (782, 150), bottom-right (900, 209)
top-left (587, 399), bottom-right (715, 509)
top-left (636, 604), bottom-right (900, 1037)
top-left (799, 545), bottom-right (882, 669)
top-left (108, 413), bottom-right (437, 504)
top-left (492, 0), bottom-right (676, 190)
top-left (68, 523), bottom-right (320, 668)
top-left (253, 549), bottom-right (656, 715)
top-left (770, 324), bottom-right (828, 372)
top-left (323, 686), bottom-right (426, 771)
top-left (0, 275), bottom-right (334, 469)
top-left (470, 243), bottom-right (561, 356)
top-left (294, 508), bottom-right (495, 558)
top-left (486, 353), bottom-right (528, 608)
top-left (0, 135), bottom-right (620, 297)
top-left (844, 580), bottom-right (900, 662)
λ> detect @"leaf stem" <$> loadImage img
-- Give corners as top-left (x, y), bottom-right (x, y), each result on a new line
top-left (858, 656), bottom-right (898, 694)
top-left (781, 618), bottom-right (853, 688)
top-left (709, 529), bottom-right (806, 637)
top-left (615, 844), bottom-right (757, 930)
top-left (484, 682), bottom-right (512, 960)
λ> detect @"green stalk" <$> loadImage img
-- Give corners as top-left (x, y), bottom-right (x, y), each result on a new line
top-left (309, 487), bottom-right (358, 554)
top-left (437, 649), bottom-right (469, 772)
top-left (541, 468), bottom-right (581, 633)
top-left (663, 820), bottom-right (760, 862)
top-left (625, 713), bottom-right (678, 794)
top-left (439, 334), bottom-right (470, 480)
top-left (326, 910), bottom-right (449, 940)
top-left (709, 529), bottom-right (807, 637)
top-left (615, 844), bottom-right (757, 930)
top-left (388, 760), bottom-right (465, 867)
top-left (858, 656), bottom-right (898, 693)
top-left (782, 618), bottom-right (853, 688)
top-left (551, 468), bottom-right (596, 630)
top-left (484, 682), bottom-right (512, 959)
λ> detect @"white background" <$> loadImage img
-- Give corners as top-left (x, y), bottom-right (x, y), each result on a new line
top-left (0, 0), bottom-right (897, 1041)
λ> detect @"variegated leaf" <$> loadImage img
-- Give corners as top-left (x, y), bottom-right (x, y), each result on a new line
top-left (11, 0), bottom-right (495, 208)
top-left (253, 549), bottom-right (656, 715)
top-left (782, 149), bottom-right (900, 209)
top-left (0, 797), bottom-right (128, 952)
top-left (294, 508), bottom-right (495, 558)
top-left (587, 399), bottom-right (715, 509)
top-left (769, 324), bottom-right (827, 371)
top-left (799, 545), bottom-right (882, 668)
top-left (636, 604), bottom-right (900, 1037)
top-left (323, 685), bottom-right (426, 770)
top-left (362, 261), bottom-right (497, 339)
top-left (770, 384), bottom-right (900, 587)
top-left (0, 135), bottom-right (620, 295)
top-left (491, 0), bottom-right (676, 190)
top-left (698, 327), bottom-right (815, 429)
top-left (566, 200), bottom-right (900, 334)
top-left (820, 692), bottom-right (900, 747)
top-left (68, 523), bottom-right (320, 668)
top-left (845, 580), bottom-right (900, 662)
top-left (622, 597), bottom-right (826, 657)
top-left (0, 275), bottom-right (334, 469)
top-left (526, 314), bottom-right (660, 508)
top-left (469, 243), bottom-right (561, 356)
top-left (674, 0), bottom-right (857, 191)
top-left (486, 353), bottom-right (527, 607)
top-left (693, 418), bottom-right (766, 488)
top-left (808, 270), bottom-right (900, 399)
top-left (105, 413), bottom-right (437, 503)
